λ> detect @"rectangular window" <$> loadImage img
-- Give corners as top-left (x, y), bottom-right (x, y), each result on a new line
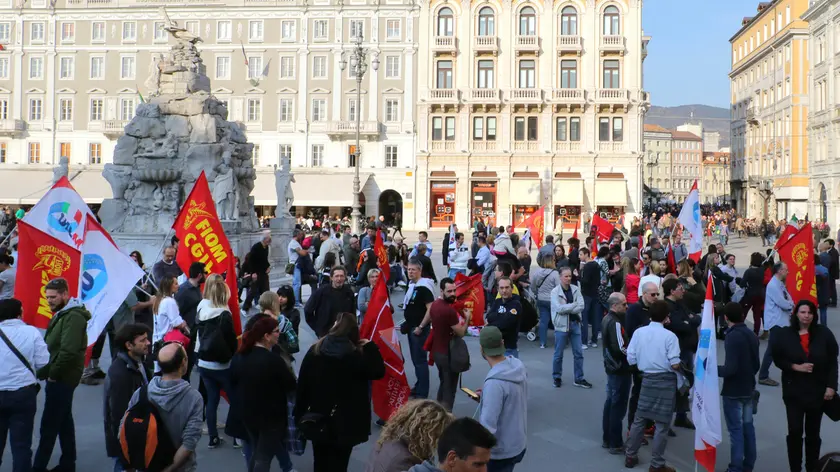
top-left (59, 98), bottom-right (72, 121)
top-left (60, 22), bottom-right (75, 42)
top-left (514, 116), bottom-right (538, 141)
top-left (122, 22), bottom-right (137, 41)
top-left (348, 99), bottom-right (359, 121)
top-left (280, 56), bottom-right (295, 79)
top-left (560, 60), bottom-right (577, 88)
top-left (217, 20), bottom-right (231, 41)
top-left (0, 143), bottom-right (6, 163)
top-left (598, 117), bottom-right (610, 141)
top-left (281, 21), bottom-right (295, 41)
top-left (313, 20), bottom-right (328, 40)
top-left (252, 144), bottom-right (260, 166)
top-left (90, 56), bottom-right (104, 79)
top-left (445, 117), bottom-right (455, 140)
top-left (249, 20), bottom-right (264, 41)
top-left (518, 60), bottom-right (535, 88)
top-left (385, 56), bottom-right (400, 78)
top-left (385, 99), bottom-right (399, 122)
top-left (612, 117), bottom-right (623, 141)
top-left (92, 21), bottom-right (106, 42)
top-left (90, 98), bottom-right (103, 121)
top-left (59, 143), bottom-right (71, 160)
top-left (432, 117), bottom-right (443, 140)
top-left (0, 23), bottom-right (10, 42)
top-left (313, 56), bottom-right (327, 78)
top-left (120, 56), bottom-right (136, 80)
top-left (350, 19), bottom-right (364, 40)
top-left (247, 98), bottom-right (262, 122)
top-left (386, 19), bottom-right (400, 39)
top-left (312, 99), bottom-right (326, 122)
top-left (785, 78), bottom-right (791, 96)
top-left (0, 58), bottom-right (7, 79)
top-left (29, 57), bottom-right (43, 79)
top-left (436, 61), bottom-right (453, 88)
top-left (28, 142), bottom-right (40, 164)
top-left (31, 22), bottom-right (45, 42)
top-left (153, 21), bottom-right (167, 42)
top-left (279, 144), bottom-right (292, 161)
top-left (556, 117), bottom-right (567, 141)
top-left (120, 98), bottom-right (135, 121)
top-left (216, 56), bottom-right (230, 80)
top-left (385, 145), bottom-right (398, 168)
top-left (603, 60), bottom-right (620, 88)
top-left (477, 60), bottom-right (494, 88)
top-left (279, 98), bottom-right (293, 122)
top-left (311, 144), bottom-right (324, 166)
top-left (570, 117), bottom-right (581, 141)
top-left (487, 117), bottom-right (497, 140)
top-left (59, 57), bottom-right (74, 79)
top-left (89, 143), bottom-right (102, 164)
top-left (247, 56), bottom-right (262, 79)
top-left (473, 117), bottom-right (484, 140)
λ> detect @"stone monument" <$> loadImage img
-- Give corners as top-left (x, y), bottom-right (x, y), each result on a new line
top-left (99, 13), bottom-right (289, 278)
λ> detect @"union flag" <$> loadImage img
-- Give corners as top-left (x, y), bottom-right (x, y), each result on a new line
top-left (777, 224), bottom-right (817, 305)
top-left (521, 205), bottom-right (545, 249)
top-left (454, 272), bottom-right (486, 327)
top-left (374, 228), bottom-right (390, 283)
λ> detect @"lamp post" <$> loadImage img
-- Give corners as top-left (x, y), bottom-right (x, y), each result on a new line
top-left (646, 152), bottom-right (658, 207)
top-left (339, 34), bottom-right (379, 235)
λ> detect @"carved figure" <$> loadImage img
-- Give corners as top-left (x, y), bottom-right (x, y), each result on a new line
top-left (274, 158), bottom-right (295, 218)
top-left (161, 7), bottom-right (203, 43)
top-left (52, 156), bottom-right (69, 184)
top-left (145, 53), bottom-right (164, 93)
top-left (213, 163), bottom-right (237, 220)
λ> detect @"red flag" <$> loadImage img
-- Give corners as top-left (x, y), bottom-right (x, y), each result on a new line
top-left (360, 279), bottom-right (410, 420)
top-left (590, 235), bottom-right (598, 256)
top-left (775, 224), bottom-right (799, 251)
top-left (173, 172), bottom-right (241, 334)
top-left (666, 241), bottom-right (677, 274)
top-left (590, 213), bottom-right (613, 243)
top-left (374, 229), bottom-right (390, 283)
top-left (521, 205), bottom-right (545, 249)
top-left (572, 218), bottom-right (579, 240)
top-left (777, 224), bottom-right (817, 305)
top-left (453, 272), bottom-right (486, 327)
top-left (14, 220), bottom-right (82, 329)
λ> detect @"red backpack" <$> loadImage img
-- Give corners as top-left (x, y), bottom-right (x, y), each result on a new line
top-left (119, 386), bottom-right (177, 472)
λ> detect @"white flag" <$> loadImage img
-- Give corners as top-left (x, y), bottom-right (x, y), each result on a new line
top-left (692, 273), bottom-right (722, 472)
top-left (677, 181), bottom-right (703, 260)
top-left (22, 176), bottom-right (95, 250)
top-left (80, 215), bottom-right (145, 345)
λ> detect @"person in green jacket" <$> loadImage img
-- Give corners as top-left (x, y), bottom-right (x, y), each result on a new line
top-left (33, 277), bottom-right (91, 472)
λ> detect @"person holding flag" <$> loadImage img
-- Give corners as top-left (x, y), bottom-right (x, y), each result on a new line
top-left (677, 182), bottom-right (704, 262)
top-left (692, 274), bottom-right (723, 472)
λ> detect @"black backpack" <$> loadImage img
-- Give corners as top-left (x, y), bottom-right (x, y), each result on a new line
top-left (119, 386), bottom-right (177, 472)
top-left (197, 311), bottom-right (234, 363)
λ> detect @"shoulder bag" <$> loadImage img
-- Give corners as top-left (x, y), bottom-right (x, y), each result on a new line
top-left (0, 328), bottom-right (40, 392)
top-left (448, 335), bottom-right (471, 373)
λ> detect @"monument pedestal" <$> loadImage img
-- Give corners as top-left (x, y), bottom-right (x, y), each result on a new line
top-left (268, 216), bottom-right (294, 289)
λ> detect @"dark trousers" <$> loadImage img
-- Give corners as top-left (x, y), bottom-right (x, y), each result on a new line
top-left (246, 426), bottom-right (294, 472)
top-left (602, 373), bottom-right (631, 448)
top-left (312, 441), bottom-right (353, 472)
top-left (741, 296), bottom-right (764, 336)
top-left (626, 370), bottom-right (643, 431)
top-left (759, 326), bottom-right (782, 380)
top-left (433, 351), bottom-right (459, 412)
top-left (0, 385), bottom-right (38, 472)
top-left (89, 320), bottom-right (117, 362)
top-left (33, 381), bottom-right (77, 471)
top-left (244, 274), bottom-right (269, 310)
top-left (675, 350), bottom-right (694, 419)
top-left (407, 326), bottom-right (430, 398)
top-left (830, 279), bottom-right (838, 305)
top-left (487, 449), bottom-right (526, 472)
top-left (784, 401), bottom-right (823, 472)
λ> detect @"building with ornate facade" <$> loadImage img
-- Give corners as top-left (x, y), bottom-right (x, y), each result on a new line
top-left (803, 0), bottom-right (840, 230)
top-left (702, 151), bottom-right (730, 205)
top-left (729, 0), bottom-right (810, 221)
top-left (415, 0), bottom-right (650, 231)
top-left (0, 0), bottom-right (419, 227)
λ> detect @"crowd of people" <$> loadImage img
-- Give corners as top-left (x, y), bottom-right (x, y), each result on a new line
top-left (2, 207), bottom-right (840, 472)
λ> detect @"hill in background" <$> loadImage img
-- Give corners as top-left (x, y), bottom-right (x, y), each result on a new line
top-left (645, 104), bottom-right (730, 148)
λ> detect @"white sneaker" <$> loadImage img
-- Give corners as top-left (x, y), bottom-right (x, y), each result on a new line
top-left (581, 344), bottom-right (589, 350)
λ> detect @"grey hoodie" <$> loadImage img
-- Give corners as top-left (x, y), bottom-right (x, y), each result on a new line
top-left (407, 461), bottom-right (444, 472)
top-left (479, 357), bottom-right (528, 460)
top-left (125, 376), bottom-right (204, 472)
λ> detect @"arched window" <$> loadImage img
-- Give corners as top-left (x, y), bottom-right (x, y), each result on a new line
top-left (560, 6), bottom-right (577, 35)
top-left (478, 7), bottom-right (495, 36)
top-left (519, 7), bottom-right (536, 36)
top-left (437, 7), bottom-right (454, 36)
top-left (603, 5), bottom-right (620, 35)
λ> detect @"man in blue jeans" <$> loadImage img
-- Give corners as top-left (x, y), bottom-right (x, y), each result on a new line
top-left (719, 303), bottom-right (760, 472)
top-left (404, 259), bottom-right (436, 398)
top-left (601, 292), bottom-right (631, 454)
top-left (578, 247), bottom-right (602, 349)
top-left (550, 267), bottom-right (592, 389)
top-left (288, 229), bottom-right (308, 308)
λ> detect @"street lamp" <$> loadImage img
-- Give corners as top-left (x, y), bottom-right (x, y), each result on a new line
top-left (646, 152), bottom-right (658, 207)
top-left (339, 34), bottom-right (379, 235)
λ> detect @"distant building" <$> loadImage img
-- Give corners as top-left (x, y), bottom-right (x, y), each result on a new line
top-left (703, 131), bottom-right (721, 153)
top-left (643, 124), bottom-right (673, 205)
top-left (670, 130), bottom-right (703, 203)
top-left (702, 151), bottom-right (731, 205)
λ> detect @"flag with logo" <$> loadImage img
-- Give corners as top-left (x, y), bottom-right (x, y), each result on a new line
top-left (590, 213), bottom-right (613, 243)
top-left (14, 220), bottom-right (82, 329)
top-left (173, 172), bottom-right (241, 334)
top-left (677, 181), bottom-right (703, 262)
top-left (374, 228), bottom-right (390, 283)
top-left (360, 278), bottom-right (410, 420)
top-left (22, 176), bottom-right (95, 250)
top-left (777, 224), bottom-right (817, 305)
top-left (454, 272), bottom-right (486, 327)
top-left (521, 205), bottom-right (545, 249)
top-left (774, 223), bottom-right (799, 251)
top-left (692, 274), bottom-right (722, 472)
top-left (80, 215), bottom-right (145, 352)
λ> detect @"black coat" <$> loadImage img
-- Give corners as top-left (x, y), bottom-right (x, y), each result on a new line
top-left (625, 300), bottom-right (651, 341)
top-left (665, 298), bottom-right (700, 354)
top-left (830, 247), bottom-right (840, 280)
top-left (772, 325), bottom-right (839, 409)
top-left (304, 284), bottom-right (356, 338)
top-left (294, 336), bottom-right (385, 446)
top-left (602, 311), bottom-right (630, 375)
top-left (104, 352), bottom-right (149, 458)
top-left (174, 282), bottom-right (202, 329)
top-left (741, 266), bottom-right (765, 301)
top-left (234, 347), bottom-right (297, 431)
top-left (709, 265), bottom-right (733, 304)
top-left (249, 241), bottom-right (270, 274)
top-left (442, 233), bottom-right (451, 266)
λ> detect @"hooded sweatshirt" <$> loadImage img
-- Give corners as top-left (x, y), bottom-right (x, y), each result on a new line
top-left (126, 376), bottom-right (204, 472)
top-left (407, 461), bottom-right (444, 472)
top-left (37, 297), bottom-right (91, 385)
top-left (194, 299), bottom-right (238, 370)
top-left (479, 357), bottom-right (528, 460)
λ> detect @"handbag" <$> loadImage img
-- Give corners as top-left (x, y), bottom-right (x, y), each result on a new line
top-left (286, 393), bottom-right (306, 455)
top-left (448, 335), bottom-right (471, 373)
top-left (298, 405), bottom-right (337, 442)
top-left (0, 328), bottom-right (41, 392)
top-left (824, 395), bottom-right (840, 422)
top-left (285, 262), bottom-right (295, 275)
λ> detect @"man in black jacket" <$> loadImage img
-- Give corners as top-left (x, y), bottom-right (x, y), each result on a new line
top-left (718, 303), bottom-right (760, 472)
top-left (487, 277), bottom-right (523, 358)
top-left (579, 247), bottom-right (601, 347)
top-left (103, 324), bottom-right (150, 471)
top-left (304, 266), bottom-right (356, 338)
top-left (602, 292), bottom-right (631, 454)
top-left (441, 224), bottom-right (458, 267)
top-left (828, 239), bottom-right (839, 306)
top-left (175, 262), bottom-right (205, 381)
top-left (245, 231), bottom-right (272, 310)
top-left (663, 277), bottom-right (699, 430)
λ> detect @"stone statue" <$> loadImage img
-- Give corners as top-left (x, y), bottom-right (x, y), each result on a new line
top-left (274, 158), bottom-right (295, 219)
top-left (213, 163), bottom-right (237, 220)
top-left (161, 7), bottom-right (203, 43)
top-left (52, 156), bottom-right (69, 184)
top-left (145, 53), bottom-right (164, 94)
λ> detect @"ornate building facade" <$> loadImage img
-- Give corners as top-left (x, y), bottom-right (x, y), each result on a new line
top-left (415, 0), bottom-right (650, 231)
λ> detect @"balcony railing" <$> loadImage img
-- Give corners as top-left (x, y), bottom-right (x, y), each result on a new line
top-left (515, 35), bottom-right (539, 51)
top-left (65, 0), bottom-right (301, 7)
top-left (598, 142), bottom-right (626, 152)
top-left (551, 88), bottom-right (584, 102)
top-left (473, 36), bottom-right (498, 53)
top-left (0, 119), bottom-right (25, 137)
top-left (470, 140), bottom-right (498, 152)
top-left (431, 140), bottom-right (456, 152)
top-left (595, 89), bottom-right (629, 102)
top-left (509, 88), bottom-right (542, 102)
top-left (432, 36), bottom-right (457, 53)
top-left (554, 141), bottom-right (582, 153)
top-left (513, 141), bottom-right (538, 152)
top-left (103, 119), bottom-right (127, 139)
top-left (468, 88), bottom-right (501, 102)
top-left (556, 35), bottom-right (582, 52)
top-left (601, 35), bottom-right (625, 52)
top-left (325, 120), bottom-right (380, 140)
top-left (427, 88), bottom-right (460, 104)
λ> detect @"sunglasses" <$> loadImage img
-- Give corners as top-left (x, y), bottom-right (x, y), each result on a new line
top-left (646, 293), bottom-right (659, 297)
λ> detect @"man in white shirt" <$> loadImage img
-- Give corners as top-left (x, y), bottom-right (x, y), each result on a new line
top-left (0, 298), bottom-right (50, 471)
top-left (447, 232), bottom-right (471, 279)
top-left (624, 300), bottom-right (681, 472)
top-left (288, 228), bottom-right (308, 307)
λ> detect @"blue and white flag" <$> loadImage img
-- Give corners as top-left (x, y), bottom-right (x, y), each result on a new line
top-left (692, 273), bottom-right (722, 471)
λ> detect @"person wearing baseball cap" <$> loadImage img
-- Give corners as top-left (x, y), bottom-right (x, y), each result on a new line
top-left (478, 326), bottom-right (528, 471)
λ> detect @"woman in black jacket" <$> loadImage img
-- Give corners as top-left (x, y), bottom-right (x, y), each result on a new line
top-left (277, 284), bottom-right (301, 334)
top-left (295, 312), bottom-right (385, 472)
top-left (772, 300), bottom-right (839, 472)
top-left (740, 252), bottom-right (766, 336)
top-left (706, 252), bottom-right (733, 337)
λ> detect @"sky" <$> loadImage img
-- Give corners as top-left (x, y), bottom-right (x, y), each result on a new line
top-left (642, 0), bottom-right (764, 109)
